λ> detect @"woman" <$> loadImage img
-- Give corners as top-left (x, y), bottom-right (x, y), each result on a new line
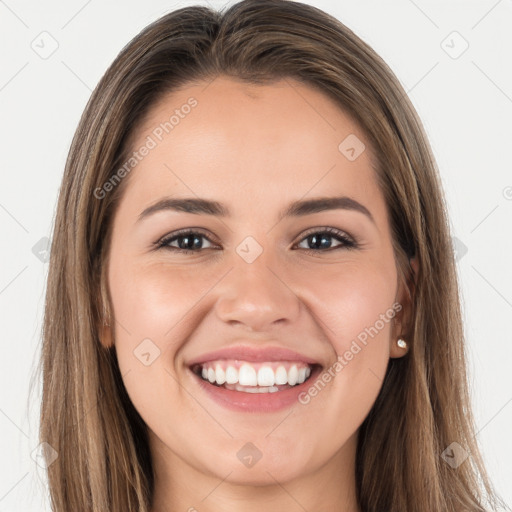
top-left (38, 0), bottom-right (508, 510)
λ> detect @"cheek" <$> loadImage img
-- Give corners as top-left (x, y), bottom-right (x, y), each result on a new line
top-left (303, 261), bottom-right (396, 401)
top-left (308, 260), bottom-right (397, 343)
top-left (109, 261), bottom-right (218, 342)
top-left (292, 265), bottom-right (396, 444)
top-left (107, 262), bottom-right (212, 420)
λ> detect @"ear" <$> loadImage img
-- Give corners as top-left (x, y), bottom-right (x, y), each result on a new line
top-left (389, 256), bottom-right (419, 358)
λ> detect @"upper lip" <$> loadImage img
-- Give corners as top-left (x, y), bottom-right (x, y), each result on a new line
top-left (187, 345), bottom-right (320, 367)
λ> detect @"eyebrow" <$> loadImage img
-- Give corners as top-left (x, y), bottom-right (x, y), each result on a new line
top-left (137, 195), bottom-right (375, 224)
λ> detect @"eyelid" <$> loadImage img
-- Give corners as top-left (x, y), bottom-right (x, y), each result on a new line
top-left (295, 226), bottom-right (354, 242)
top-left (292, 226), bottom-right (358, 252)
top-left (154, 227), bottom-right (219, 250)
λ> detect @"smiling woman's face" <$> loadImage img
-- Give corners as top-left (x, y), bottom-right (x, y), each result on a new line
top-left (102, 75), bottom-right (411, 498)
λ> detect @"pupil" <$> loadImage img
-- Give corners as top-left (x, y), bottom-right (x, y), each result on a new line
top-left (180, 235), bottom-right (202, 250)
top-left (309, 234), bottom-right (331, 249)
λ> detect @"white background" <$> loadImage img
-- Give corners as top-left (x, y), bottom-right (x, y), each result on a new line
top-left (0, 0), bottom-right (511, 510)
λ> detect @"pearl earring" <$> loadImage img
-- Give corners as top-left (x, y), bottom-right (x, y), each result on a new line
top-left (397, 338), bottom-right (407, 349)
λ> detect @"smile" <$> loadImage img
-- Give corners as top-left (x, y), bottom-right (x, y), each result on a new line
top-left (187, 345), bottom-right (323, 412)
top-left (191, 360), bottom-right (314, 392)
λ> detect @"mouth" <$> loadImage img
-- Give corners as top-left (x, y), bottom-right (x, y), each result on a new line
top-left (191, 360), bottom-right (319, 391)
top-left (189, 359), bottom-right (323, 412)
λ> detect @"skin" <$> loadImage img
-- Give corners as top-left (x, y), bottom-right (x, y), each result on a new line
top-left (100, 75), bottom-right (417, 512)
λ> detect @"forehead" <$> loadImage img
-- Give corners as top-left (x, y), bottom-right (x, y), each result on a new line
top-left (118, 76), bottom-right (385, 223)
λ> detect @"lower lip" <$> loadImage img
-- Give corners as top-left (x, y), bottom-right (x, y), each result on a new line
top-left (190, 365), bottom-right (323, 413)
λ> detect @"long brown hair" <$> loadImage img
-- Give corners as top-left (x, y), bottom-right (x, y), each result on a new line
top-left (37, 0), bottom-right (508, 510)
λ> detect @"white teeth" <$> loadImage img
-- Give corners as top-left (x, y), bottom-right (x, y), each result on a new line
top-left (225, 366), bottom-right (238, 384)
top-left (198, 361), bottom-right (314, 388)
top-left (275, 366), bottom-right (288, 385)
top-left (288, 365), bottom-right (298, 386)
top-left (215, 364), bottom-right (226, 385)
top-left (257, 366), bottom-right (275, 386)
top-left (238, 364), bottom-right (257, 386)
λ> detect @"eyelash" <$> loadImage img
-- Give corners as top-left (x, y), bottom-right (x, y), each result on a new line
top-left (154, 227), bottom-right (358, 255)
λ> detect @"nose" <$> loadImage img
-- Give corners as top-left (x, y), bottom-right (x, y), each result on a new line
top-left (214, 256), bottom-right (301, 333)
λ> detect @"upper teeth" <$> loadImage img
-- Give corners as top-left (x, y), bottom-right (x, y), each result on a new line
top-left (199, 361), bottom-right (312, 387)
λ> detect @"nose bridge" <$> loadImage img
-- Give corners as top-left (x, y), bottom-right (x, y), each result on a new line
top-left (213, 241), bottom-right (301, 331)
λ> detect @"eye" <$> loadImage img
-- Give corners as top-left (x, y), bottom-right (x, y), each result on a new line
top-left (155, 229), bottom-right (217, 253)
top-left (294, 227), bottom-right (357, 253)
top-left (154, 227), bottom-right (357, 254)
